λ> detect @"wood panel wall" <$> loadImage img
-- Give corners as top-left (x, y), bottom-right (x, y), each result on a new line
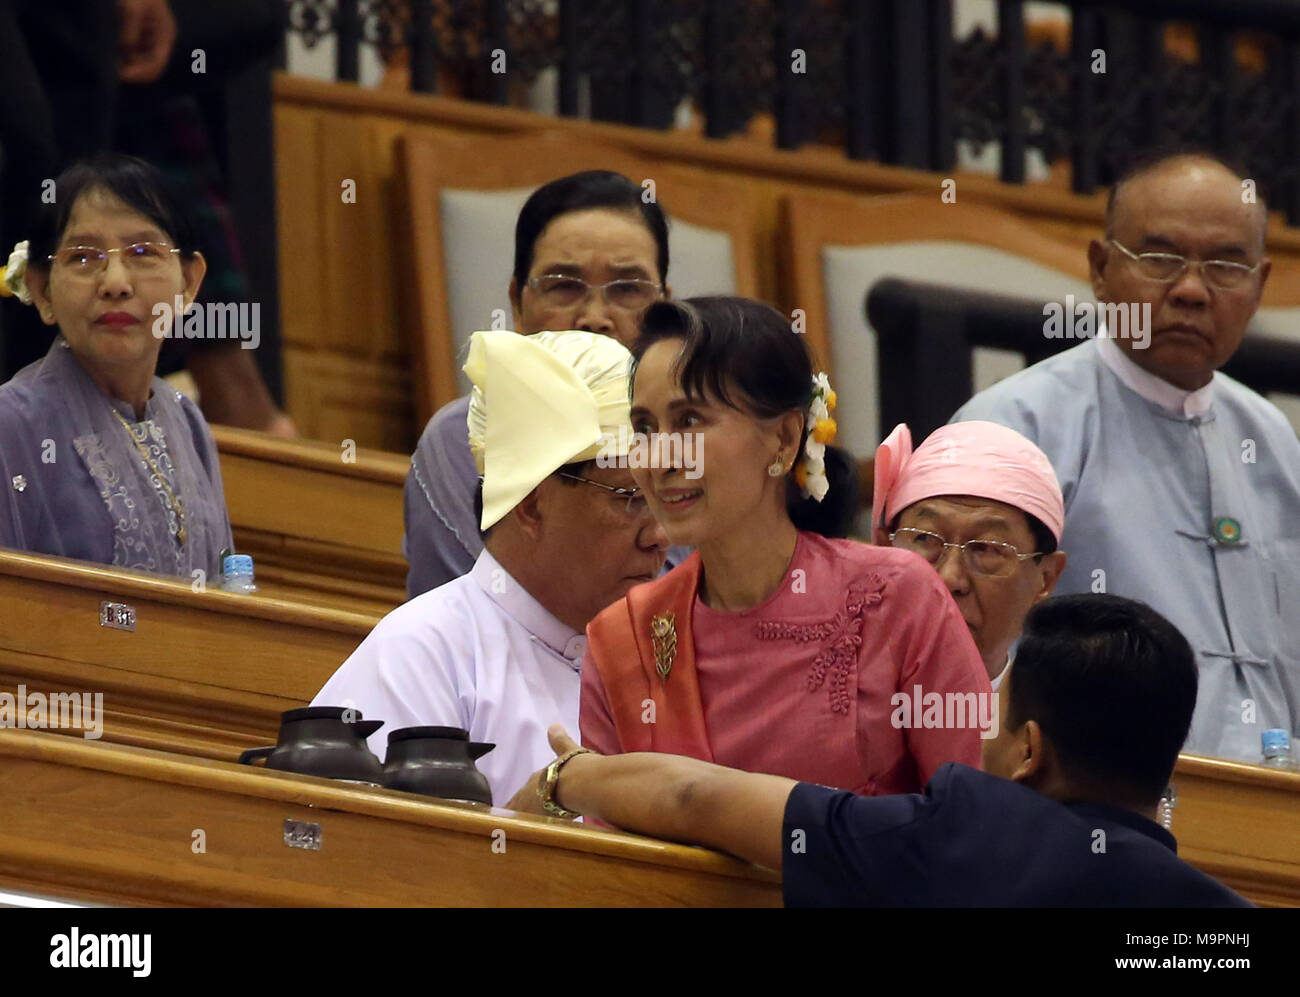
top-left (273, 74), bottom-right (1300, 450)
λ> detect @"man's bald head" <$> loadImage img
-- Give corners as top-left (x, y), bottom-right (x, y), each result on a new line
top-left (1090, 147), bottom-right (1271, 391)
top-left (1105, 150), bottom-right (1268, 252)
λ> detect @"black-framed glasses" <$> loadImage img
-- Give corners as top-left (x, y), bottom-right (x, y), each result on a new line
top-left (527, 274), bottom-right (662, 310)
top-left (556, 472), bottom-right (650, 518)
top-left (889, 527), bottom-right (1042, 578)
top-left (48, 242), bottom-right (181, 276)
top-left (1108, 239), bottom-right (1262, 290)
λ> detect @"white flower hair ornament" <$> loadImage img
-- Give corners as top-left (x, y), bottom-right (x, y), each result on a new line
top-left (0, 241), bottom-right (32, 305)
top-left (795, 372), bottom-right (838, 502)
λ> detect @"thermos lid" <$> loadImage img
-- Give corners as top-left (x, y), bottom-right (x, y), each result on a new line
top-left (281, 705), bottom-right (372, 723)
top-left (387, 725), bottom-right (470, 743)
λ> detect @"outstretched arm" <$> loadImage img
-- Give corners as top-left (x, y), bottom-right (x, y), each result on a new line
top-left (539, 725), bottom-right (797, 871)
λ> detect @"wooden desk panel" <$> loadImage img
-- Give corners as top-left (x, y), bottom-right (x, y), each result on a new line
top-left (0, 551), bottom-right (378, 760)
top-left (0, 730), bottom-right (781, 907)
top-left (0, 730), bottom-right (1292, 907)
top-left (214, 425), bottom-right (408, 612)
top-left (1172, 754), bottom-right (1300, 908)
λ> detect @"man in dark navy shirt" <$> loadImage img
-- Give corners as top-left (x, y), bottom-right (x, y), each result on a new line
top-left (531, 593), bottom-right (1250, 907)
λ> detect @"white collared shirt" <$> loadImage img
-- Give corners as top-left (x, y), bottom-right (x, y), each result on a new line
top-left (312, 549), bottom-right (584, 805)
top-left (1095, 331), bottom-right (1215, 419)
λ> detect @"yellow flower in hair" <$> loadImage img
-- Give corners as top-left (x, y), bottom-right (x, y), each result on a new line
top-left (793, 461), bottom-right (809, 489)
top-left (813, 417), bottom-right (837, 445)
top-left (825, 389), bottom-right (837, 411)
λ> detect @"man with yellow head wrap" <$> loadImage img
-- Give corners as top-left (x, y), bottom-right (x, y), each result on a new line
top-left (314, 330), bottom-right (668, 806)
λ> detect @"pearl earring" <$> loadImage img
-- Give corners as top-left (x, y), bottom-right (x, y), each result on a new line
top-left (767, 458), bottom-right (784, 477)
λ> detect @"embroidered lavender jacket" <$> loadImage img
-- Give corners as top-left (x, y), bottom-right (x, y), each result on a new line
top-left (0, 337), bottom-right (233, 579)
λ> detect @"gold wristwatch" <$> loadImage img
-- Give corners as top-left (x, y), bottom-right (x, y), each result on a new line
top-left (538, 746), bottom-right (592, 818)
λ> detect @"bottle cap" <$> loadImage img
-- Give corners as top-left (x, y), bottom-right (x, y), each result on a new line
top-left (1261, 728), bottom-right (1291, 753)
top-left (222, 554), bottom-right (254, 577)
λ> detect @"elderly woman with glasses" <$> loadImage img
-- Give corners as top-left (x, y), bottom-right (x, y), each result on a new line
top-left (873, 421), bottom-right (1069, 688)
top-left (0, 153), bottom-right (233, 577)
top-left (404, 169), bottom-right (672, 599)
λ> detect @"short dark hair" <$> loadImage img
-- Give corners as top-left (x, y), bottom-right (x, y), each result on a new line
top-left (1025, 513), bottom-right (1057, 557)
top-left (512, 170), bottom-right (670, 289)
top-left (631, 296), bottom-right (858, 538)
top-left (1105, 144), bottom-right (1267, 241)
top-left (1008, 593), bottom-right (1198, 806)
top-left (27, 153), bottom-right (201, 270)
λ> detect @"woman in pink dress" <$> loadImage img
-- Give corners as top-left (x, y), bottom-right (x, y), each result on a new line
top-left (579, 296), bottom-right (991, 796)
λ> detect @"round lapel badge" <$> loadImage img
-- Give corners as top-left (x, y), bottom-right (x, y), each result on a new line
top-left (1212, 516), bottom-right (1242, 544)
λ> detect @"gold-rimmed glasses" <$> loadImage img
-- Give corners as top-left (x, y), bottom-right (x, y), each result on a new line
top-left (1108, 239), bottom-right (1262, 291)
top-left (556, 472), bottom-right (651, 518)
top-left (527, 274), bottom-right (662, 310)
top-left (889, 527), bottom-right (1042, 577)
top-left (48, 242), bottom-right (181, 276)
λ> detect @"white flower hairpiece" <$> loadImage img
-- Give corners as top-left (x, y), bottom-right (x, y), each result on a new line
top-left (796, 372), bottom-right (838, 502)
top-left (1, 241), bottom-right (31, 305)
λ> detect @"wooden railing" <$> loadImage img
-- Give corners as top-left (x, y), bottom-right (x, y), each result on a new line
top-left (0, 728), bottom-right (1292, 906)
top-left (284, 0), bottom-right (1300, 220)
top-left (0, 729), bottom-right (781, 907)
top-left (0, 550), bottom-right (375, 760)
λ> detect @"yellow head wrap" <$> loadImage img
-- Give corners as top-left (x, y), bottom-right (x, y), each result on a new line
top-left (465, 330), bottom-right (634, 530)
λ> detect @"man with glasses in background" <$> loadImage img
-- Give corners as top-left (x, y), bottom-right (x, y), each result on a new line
top-left (872, 420), bottom-right (1068, 688)
top-left (314, 329), bottom-right (668, 806)
top-left (955, 148), bottom-right (1300, 763)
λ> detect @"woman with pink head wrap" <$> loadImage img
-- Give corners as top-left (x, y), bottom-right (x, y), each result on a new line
top-left (873, 421), bottom-right (1069, 686)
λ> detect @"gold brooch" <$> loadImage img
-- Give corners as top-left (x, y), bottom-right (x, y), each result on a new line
top-left (651, 613), bottom-right (677, 682)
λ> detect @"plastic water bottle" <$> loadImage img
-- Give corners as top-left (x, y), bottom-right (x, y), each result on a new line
top-left (1261, 729), bottom-right (1300, 771)
top-left (220, 554), bottom-right (258, 594)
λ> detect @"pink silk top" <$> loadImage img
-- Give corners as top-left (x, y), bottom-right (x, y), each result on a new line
top-left (580, 532), bottom-right (991, 795)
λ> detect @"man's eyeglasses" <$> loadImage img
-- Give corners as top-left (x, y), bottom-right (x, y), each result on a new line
top-left (1109, 239), bottom-right (1262, 291)
top-left (889, 527), bottom-right (1042, 578)
top-left (48, 242), bottom-right (181, 276)
top-left (556, 472), bottom-right (650, 518)
top-left (527, 274), bottom-right (662, 310)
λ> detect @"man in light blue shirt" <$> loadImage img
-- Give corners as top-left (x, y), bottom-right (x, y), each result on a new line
top-left (955, 149), bottom-right (1300, 763)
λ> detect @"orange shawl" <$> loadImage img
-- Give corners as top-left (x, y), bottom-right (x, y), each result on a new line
top-left (586, 551), bottom-right (715, 761)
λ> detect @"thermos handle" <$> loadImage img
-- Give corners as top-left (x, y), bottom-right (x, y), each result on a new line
top-left (238, 745), bottom-right (275, 766)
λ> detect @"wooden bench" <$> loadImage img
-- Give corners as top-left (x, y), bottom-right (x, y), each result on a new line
top-left (1171, 754), bottom-right (1300, 908)
top-left (0, 729), bottom-right (782, 907)
top-left (0, 550), bottom-right (378, 761)
top-left (214, 425), bottom-right (408, 613)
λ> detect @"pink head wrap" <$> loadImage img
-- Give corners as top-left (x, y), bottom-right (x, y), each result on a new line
top-left (872, 421), bottom-right (1065, 541)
